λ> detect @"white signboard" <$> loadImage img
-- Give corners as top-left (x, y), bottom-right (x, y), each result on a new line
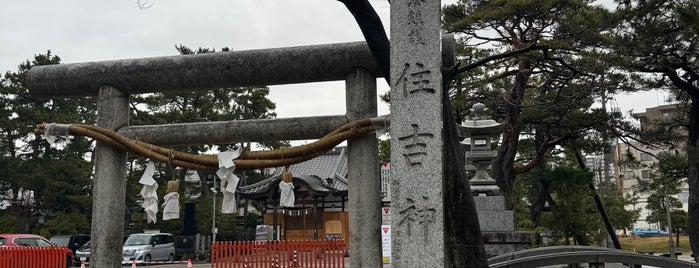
top-left (381, 162), bottom-right (391, 201)
top-left (382, 225), bottom-right (392, 264)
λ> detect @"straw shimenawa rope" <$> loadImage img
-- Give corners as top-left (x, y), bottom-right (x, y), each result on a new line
top-left (34, 116), bottom-right (386, 171)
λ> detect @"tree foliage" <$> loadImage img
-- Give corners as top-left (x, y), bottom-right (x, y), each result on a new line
top-left (443, 0), bottom-right (624, 207)
top-left (38, 212), bottom-right (90, 238)
top-left (541, 167), bottom-right (601, 245)
top-left (610, 0), bottom-right (699, 258)
top-left (441, 1), bottom-right (657, 249)
top-left (635, 152), bottom-right (687, 229)
top-left (0, 51), bottom-right (94, 233)
top-left (516, 164), bottom-right (637, 245)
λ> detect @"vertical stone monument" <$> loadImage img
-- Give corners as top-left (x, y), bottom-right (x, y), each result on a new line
top-left (459, 103), bottom-right (534, 257)
top-left (390, 0), bottom-right (445, 267)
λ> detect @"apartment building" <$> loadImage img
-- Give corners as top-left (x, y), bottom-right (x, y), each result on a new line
top-left (614, 104), bottom-right (688, 229)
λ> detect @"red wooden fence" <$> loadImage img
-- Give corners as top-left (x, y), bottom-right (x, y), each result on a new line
top-left (211, 240), bottom-right (346, 268)
top-left (0, 246), bottom-right (68, 268)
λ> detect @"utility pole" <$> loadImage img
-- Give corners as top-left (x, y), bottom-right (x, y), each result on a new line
top-left (665, 187), bottom-right (675, 258)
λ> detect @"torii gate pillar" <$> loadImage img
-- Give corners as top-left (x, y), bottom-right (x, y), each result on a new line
top-left (91, 85), bottom-right (129, 268)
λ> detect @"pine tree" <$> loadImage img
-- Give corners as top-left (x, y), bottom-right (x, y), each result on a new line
top-left (0, 51), bottom-right (94, 233)
top-left (610, 0), bottom-right (699, 258)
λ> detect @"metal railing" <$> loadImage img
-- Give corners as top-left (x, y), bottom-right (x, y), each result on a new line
top-left (211, 240), bottom-right (346, 268)
top-left (0, 246), bottom-right (68, 268)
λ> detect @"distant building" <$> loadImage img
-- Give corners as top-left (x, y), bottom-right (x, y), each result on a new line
top-left (614, 104), bottom-right (688, 230)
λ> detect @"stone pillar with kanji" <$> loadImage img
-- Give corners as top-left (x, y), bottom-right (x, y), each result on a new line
top-left (390, 0), bottom-right (446, 266)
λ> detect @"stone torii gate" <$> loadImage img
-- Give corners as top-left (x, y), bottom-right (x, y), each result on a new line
top-left (28, 37), bottom-right (456, 267)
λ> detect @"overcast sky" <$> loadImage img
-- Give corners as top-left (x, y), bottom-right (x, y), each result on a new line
top-left (1, 0), bottom-right (668, 121)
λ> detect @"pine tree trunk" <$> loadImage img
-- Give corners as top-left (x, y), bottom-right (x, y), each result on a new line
top-left (492, 57), bottom-right (530, 208)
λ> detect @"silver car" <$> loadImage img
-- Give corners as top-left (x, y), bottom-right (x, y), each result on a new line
top-left (122, 233), bottom-right (175, 265)
top-left (74, 241), bottom-right (90, 266)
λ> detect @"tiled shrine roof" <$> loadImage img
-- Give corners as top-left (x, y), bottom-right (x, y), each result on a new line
top-left (237, 147), bottom-right (348, 200)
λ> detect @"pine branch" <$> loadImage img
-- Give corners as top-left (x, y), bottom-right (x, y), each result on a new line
top-left (454, 44), bottom-right (547, 74)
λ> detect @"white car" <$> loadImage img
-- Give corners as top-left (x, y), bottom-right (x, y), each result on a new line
top-left (122, 233), bottom-right (175, 265)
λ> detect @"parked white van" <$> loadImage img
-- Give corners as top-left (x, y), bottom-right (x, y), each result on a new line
top-left (122, 233), bottom-right (175, 265)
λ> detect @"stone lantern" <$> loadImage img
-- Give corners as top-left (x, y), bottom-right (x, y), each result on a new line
top-left (458, 103), bottom-right (503, 196)
top-left (457, 103), bottom-right (534, 257)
